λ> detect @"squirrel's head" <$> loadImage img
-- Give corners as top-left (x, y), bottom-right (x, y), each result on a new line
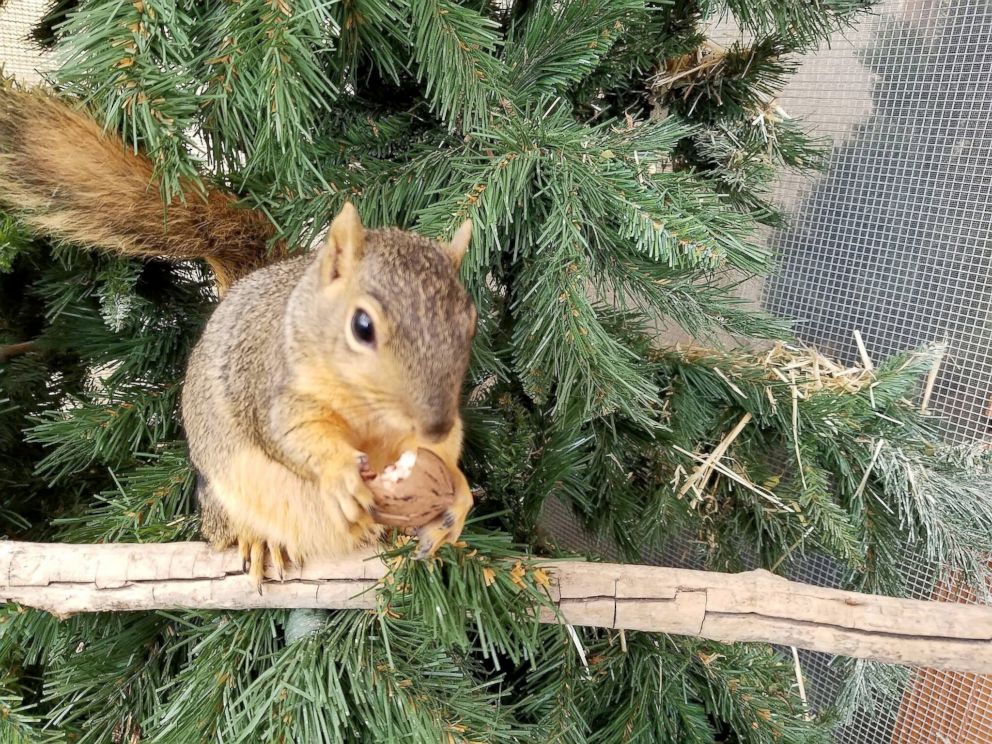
top-left (309, 203), bottom-right (476, 443)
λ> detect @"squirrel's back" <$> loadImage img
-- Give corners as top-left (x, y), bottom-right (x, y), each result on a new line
top-left (182, 253), bottom-right (308, 448)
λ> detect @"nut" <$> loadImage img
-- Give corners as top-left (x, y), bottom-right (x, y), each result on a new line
top-left (362, 449), bottom-right (455, 528)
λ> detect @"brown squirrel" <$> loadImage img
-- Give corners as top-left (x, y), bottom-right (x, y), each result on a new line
top-left (0, 89), bottom-right (477, 588)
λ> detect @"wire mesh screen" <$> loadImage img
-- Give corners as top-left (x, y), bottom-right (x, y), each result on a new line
top-left (765, 0), bottom-right (992, 446)
top-left (0, 0), bottom-right (55, 84)
top-left (3, 1), bottom-right (992, 741)
top-left (763, 1), bottom-right (992, 740)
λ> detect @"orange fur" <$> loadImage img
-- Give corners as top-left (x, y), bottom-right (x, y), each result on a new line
top-left (0, 88), bottom-right (287, 292)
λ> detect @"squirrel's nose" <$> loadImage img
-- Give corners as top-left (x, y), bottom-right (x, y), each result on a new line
top-left (422, 418), bottom-right (453, 443)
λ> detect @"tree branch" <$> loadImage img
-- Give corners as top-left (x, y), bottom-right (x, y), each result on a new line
top-left (2, 541), bottom-right (990, 673)
top-left (0, 340), bottom-right (38, 362)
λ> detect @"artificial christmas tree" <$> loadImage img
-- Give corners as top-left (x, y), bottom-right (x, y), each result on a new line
top-left (2, 0), bottom-right (992, 741)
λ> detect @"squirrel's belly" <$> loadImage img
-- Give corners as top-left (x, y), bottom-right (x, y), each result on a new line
top-left (210, 446), bottom-right (380, 559)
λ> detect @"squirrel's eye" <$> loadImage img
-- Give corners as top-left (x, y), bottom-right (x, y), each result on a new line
top-left (351, 309), bottom-right (376, 347)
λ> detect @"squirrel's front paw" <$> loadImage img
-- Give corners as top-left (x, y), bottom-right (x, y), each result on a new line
top-left (320, 452), bottom-right (377, 535)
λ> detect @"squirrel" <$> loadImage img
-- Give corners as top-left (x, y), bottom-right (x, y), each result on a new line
top-left (0, 89), bottom-right (477, 588)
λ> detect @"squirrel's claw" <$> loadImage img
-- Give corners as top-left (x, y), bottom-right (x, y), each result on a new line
top-left (337, 492), bottom-right (375, 529)
top-left (271, 545), bottom-right (287, 582)
top-left (237, 536), bottom-right (291, 592)
top-left (238, 537), bottom-right (251, 573)
top-left (249, 540), bottom-right (265, 593)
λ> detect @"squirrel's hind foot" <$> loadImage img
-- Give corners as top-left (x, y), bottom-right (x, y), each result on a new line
top-left (411, 468), bottom-right (473, 560)
top-left (412, 504), bottom-right (468, 560)
top-left (238, 536), bottom-right (291, 592)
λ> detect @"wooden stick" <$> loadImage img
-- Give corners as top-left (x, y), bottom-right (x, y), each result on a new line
top-left (2, 542), bottom-right (992, 673)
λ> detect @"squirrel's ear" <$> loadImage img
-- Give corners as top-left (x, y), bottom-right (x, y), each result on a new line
top-left (320, 202), bottom-right (365, 284)
top-left (443, 219), bottom-right (472, 270)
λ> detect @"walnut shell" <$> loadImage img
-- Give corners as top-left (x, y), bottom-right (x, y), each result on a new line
top-left (362, 449), bottom-right (455, 528)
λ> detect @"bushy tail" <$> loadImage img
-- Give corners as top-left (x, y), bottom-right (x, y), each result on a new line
top-left (0, 88), bottom-right (285, 291)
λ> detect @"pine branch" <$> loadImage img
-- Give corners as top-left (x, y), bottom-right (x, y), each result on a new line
top-left (54, 444), bottom-right (197, 544)
top-left (149, 611), bottom-right (284, 743)
top-left (505, 0), bottom-right (641, 98)
top-left (512, 226), bottom-right (660, 425)
top-left (40, 613), bottom-right (171, 743)
top-left (688, 118), bottom-right (827, 221)
top-left (331, 0), bottom-right (409, 87)
top-left (26, 384), bottom-right (181, 483)
top-left (721, 0), bottom-right (875, 50)
top-left (408, 0), bottom-right (504, 131)
top-left (54, 0), bottom-right (203, 201)
top-left (192, 0), bottom-right (339, 194)
top-left (661, 38), bottom-right (798, 124)
top-left (0, 672), bottom-right (61, 744)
